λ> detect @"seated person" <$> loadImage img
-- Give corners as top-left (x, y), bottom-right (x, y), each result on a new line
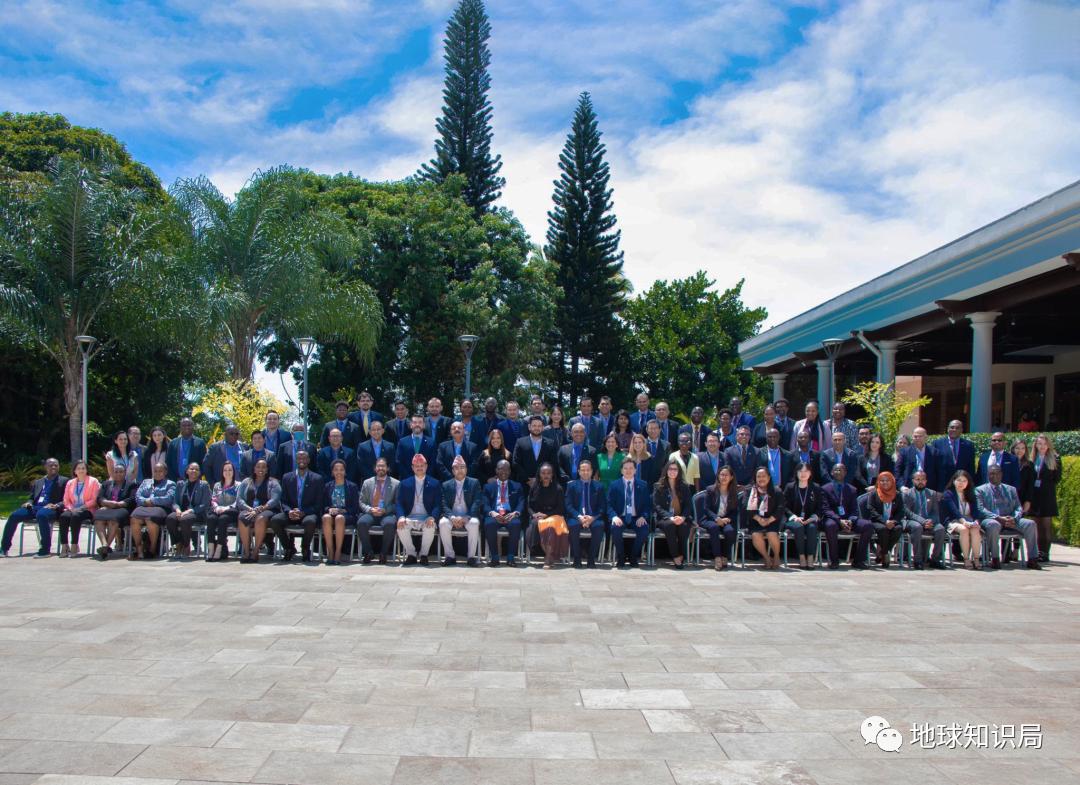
top-left (783, 461), bottom-right (821, 570)
top-left (131, 461), bottom-right (176, 560)
top-left (165, 461), bottom-right (210, 559)
top-left (357, 457), bottom-right (398, 564)
top-left (701, 465), bottom-right (739, 570)
top-left (653, 459), bottom-right (693, 569)
top-left (866, 471), bottom-right (905, 568)
top-left (270, 450), bottom-right (326, 563)
top-left (530, 462), bottom-right (568, 570)
top-left (943, 470), bottom-right (986, 570)
top-left (207, 460), bottom-right (242, 561)
top-left (58, 460), bottom-right (100, 558)
top-left (93, 462), bottom-right (137, 560)
top-left (234, 459), bottom-right (280, 563)
top-left (821, 463), bottom-right (872, 570)
top-left (744, 467), bottom-right (784, 570)
top-left (1, 458), bottom-right (67, 558)
top-left (394, 453), bottom-right (441, 565)
top-left (608, 457), bottom-right (651, 568)
top-left (321, 459), bottom-right (359, 565)
top-left (439, 455), bottom-right (484, 567)
top-left (975, 464), bottom-right (1041, 570)
top-left (900, 469), bottom-right (945, 569)
top-left (483, 459), bottom-right (524, 567)
top-left (565, 459), bottom-right (606, 569)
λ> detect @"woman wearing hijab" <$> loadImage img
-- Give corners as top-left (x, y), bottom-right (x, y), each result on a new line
top-left (866, 471), bottom-right (904, 568)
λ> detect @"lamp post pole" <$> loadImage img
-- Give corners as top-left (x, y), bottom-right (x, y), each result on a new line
top-left (459, 334), bottom-right (479, 400)
top-left (297, 338), bottom-right (317, 439)
top-left (75, 335), bottom-right (96, 461)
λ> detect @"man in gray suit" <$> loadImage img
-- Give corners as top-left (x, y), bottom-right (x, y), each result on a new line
top-left (357, 457), bottom-right (399, 564)
top-left (900, 469), bottom-right (945, 570)
top-left (976, 465), bottom-right (1041, 570)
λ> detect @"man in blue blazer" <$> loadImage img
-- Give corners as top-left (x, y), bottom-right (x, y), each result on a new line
top-left (679, 407), bottom-right (712, 453)
top-left (240, 430), bottom-right (278, 480)
top-left (1, 458), bottom-right (67, 557)
top-left (595, 396), bottom-right (616, 443)
top-left (557, 424), bottom-right (599, 485)
top-left (346, 391), bottom-right (384, 441)
top-left (791, 429), bottom-right (823, 484)
top-left (756, 428), bottom-right (797, 489)
top-left (471, 397), bottom-right (503, 448)
top-left (385, 401), bottom-right (411, 443)
top-left (723, 427), bottom-right (759, 487)
top-left (455, 398), bottom-right (481, 447)
top-left (933, 420), bottom-right (976, 490)
top-left (821, 464), bottom-right (873, 569)
top-left (697, 433), bottom-right (726, 488)
top-left (497, 400), bottom-right (527, 449)
top-left (819, 431), bottom-right (863, 489)
top-left (320, 401), bottom-right (361, 450)
top-left (483, 460), bottom-right (524, 566)
top-left (261, 410), bottom-right (292, 454)
top-left (568, 397), bottom-right (605, 449)
top-left (566, 460), bottom-right (606, 568)
top-left (976, 432), bottom-right (1020, 487)
top-left (316, 428), bottom-right (358, 483)
top-left (395, 414), bottom-right (437, 479)
top-left (269, 451), bottom-right (325, 562)
top-left (436, 422), bottom-right (477, 481)
top-left (896, 427), bottom-right (937, 490)
top-left (425, 397), bottom-right (452, 445)
top-left (276, 423), bottom-right (317, 480)
top-left (395, 454), bottom-right (441, 565)
top-left (438, 456), bottom-right (485, 566)
top-left (203, 424), bottom-right (246, 486)
top-left (166, 417), bottom-right (207, 481)
top-left (608, 457), bottom-right (652, 568)
top-left (629, 393), bottom-right (655, 434)
top-left (652, 402), bottom-right (677, 445)
top-left (729, 396), bottom-right (756, 432)
top-left (356, 420), bottom-right (393, 482)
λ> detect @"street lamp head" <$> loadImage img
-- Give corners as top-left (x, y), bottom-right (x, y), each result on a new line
top-left (458, 334), bottom-right (479, 357)
top-left (297, 337), bottom-right (317, 363)
top-left (821, 338), bottom-right (844, 359)
top-left (75, 335), bottom-right (96, 351)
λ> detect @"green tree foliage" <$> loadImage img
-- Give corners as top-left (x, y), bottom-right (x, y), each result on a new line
top-left (419, 0), bottom-right (505, 221)
top-left (171, 167), bottom-right (382, 384)
top-left (614, 273), bottom-right (769, 417)
top-left (841, 381), bottom-right (932, 450)
top-left (545, 93), bottom-right (629, 406)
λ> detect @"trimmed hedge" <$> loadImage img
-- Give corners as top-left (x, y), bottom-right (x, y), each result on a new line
top-left (1056, 456), bottom-right (1080, 546)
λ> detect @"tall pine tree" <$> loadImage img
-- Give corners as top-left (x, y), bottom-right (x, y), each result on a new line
top-left (419, 0), bottom-right (504, 221)
top-left (545, 92), bottom-right (629, 405)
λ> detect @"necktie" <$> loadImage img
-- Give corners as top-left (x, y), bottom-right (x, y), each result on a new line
top-left (373, 480), bottom-right (383, 508)
top-left (454, 442), bottom-right (461, 457)
top-left (583, 483), bottom-right (590, 515)
top-left (297, 474), bottom-right (304, 505)
top-left (362, 412), bottom-right (369, 435)
top-left (413, 436), bottom-right (420, 455)
top-left (952, 440), bottom-right (958, 461)
top-left (625, 481), bottom-right (634, 516)
top-left (373, 441), bottom-right (380, 459)
top-left (742, 446), bottom-right (747, 464)
top-left (499, 481), bottom-right (508, 510)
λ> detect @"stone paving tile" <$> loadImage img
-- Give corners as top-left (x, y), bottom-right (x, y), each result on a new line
top-left (117, 746), bottom-right (269, 783)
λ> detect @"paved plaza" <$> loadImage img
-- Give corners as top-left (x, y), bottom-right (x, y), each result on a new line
top-left (1, 548), bottom-right (1079, 785)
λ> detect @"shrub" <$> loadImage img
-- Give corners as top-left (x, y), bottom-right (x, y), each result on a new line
top-left (924, 431), bottom-right (1080, 457)
top-left (1056, 456), bottom-right (1080, 546)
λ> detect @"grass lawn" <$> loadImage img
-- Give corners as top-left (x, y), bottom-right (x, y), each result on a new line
top-left (0, 491), bottom-right (23, 518)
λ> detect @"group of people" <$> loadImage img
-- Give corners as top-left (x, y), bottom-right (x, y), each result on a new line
top-left (0, 392), bottom-right (1063, 572)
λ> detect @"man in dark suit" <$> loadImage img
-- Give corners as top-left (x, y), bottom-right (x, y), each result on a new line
top-left (483, 460), bottom-right (524, 566)
top-left (316, 427), bottom-right (358, 483)
top-left (166, 417), bottom-right (207, 481)
top-left (756, 428), bottom-right (796, 489)
top-left (791, 430), bottom-right (823, 484)
top-left (643, 419), bottom-right (670, 465)
top-left (356, 420), bottom-right (392, 482)
top-left (595, 396), bottom-right (616, 443)
top-left (896, 427), bottom-right (937, 490)
top-left (385, 400), bottom-right (411, 443)
top-left (203, 424), bottom-right (246, 486)
top-left (276, 423), bottom-right (317, 480)
top-left (347, 390), bottom-right (384, 442)
top-left (321, 401), bottom-right (360, 449)
top-left (472, 397), bottom-right (503, 448)
top-left (730, 396), bottom-right (756, 432)
top-left (820, 431), bottom-right (863, 488)
top-left (851, 426), bottom-right (872, 457)
top-left (569, 397), bottom-right (605, 449)
top-left (679, 406), bottom-right (712, 452)
top-left (723, 426), bottom-right (758, 487)
top-left (821, 464), bottom-right (873, 569)
top-left (527, 395), bottom-right (548, 425)
top-left (652, 402), bottom-right (677, 444)
top-left (976, 432), bottom-right (1020, 487)
top-left (436, 422), bottom-right (477, 481)
top-left (557, 423), bottom-right (599, 485)
top-left (1, 458), bottom-right (67, 557)
top-left (395, 414), bottom-right (437, 479)
top-left (608, 458), bottom-right (652, 568)
top-left (498, 400), bottom-right (527, 449)
top-left (395, 454), bottom-right (442, 565)
top-left (565, 459), bottom-right (606, 568)
top-left (455, 398), bottom-right (480, 447)
top-left (629, 393), bottom-right (655, 434)
top-left (425, 397), bottom-right (452, 445)
top-left (261, 410), bottom-right (292, 454)
top-left (512, 415), bottom-right (557, 487)
top-left (240, 430), bottom-right (278, 480)
top-left (697, 433), bottom-right (726, 488)
top-left (270, 450), bottom-right (325, 562)
top-left (933, 420), bottom-right (976, 490)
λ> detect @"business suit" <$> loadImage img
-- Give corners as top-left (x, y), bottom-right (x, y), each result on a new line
top-left (607, 478), bottom-right (652, 565)
top-left (395, 475), bottom-right (443, 558)
top-left (821, 481), bottom-right (872, 567)
top-left (2, 474), bottom-right (69, 555)
top-left (425, 415), bottom-right (452, 446)
top-left (629, 409), bottom-right (656, 434)
top-left (644, 438), bottom-right (670, 465)
top-left (595, 413), bottom-right (616, 441)
top-left (355, 438), bottom-right (393, 482)
top-left (651, 419), bottom-right (677, 445)
top-left (439, 476), bottom-right (485, 560)
top-left (275, 439), bottom-right (317, 480)
top-left (975, 481), bottom-right (1037, 564)
top-left (321, 418), bottom-right (360, 450)
top-left (436, 439), bottom-right (477, 482)
top-left (260, 427), bottom-right (292, 454)
top-left (976, 449), bottom-right (1020, 488)
top-left (557, 442), bottom-right (599, 485)
top-left (385, 417), bottom-right (412, 443)
top-left (570, 414), bottom-right (606, 450)
top-left (756, 446), bottom-right (796, 489)
top-left (932, 436), bottom-right (976, 491)
top-left (699, 485), bottom-right (739, 562)
top-left (166, 436), bottom-right (207, 481)
top-left (896, 444), bottom-right (938, 490)
top-left (483, 478), bottom-right (525, 563)
top-left (166, 479), bottom-right (211, 550)
top-left (316, 445), bottom-right (358, 484)
top-left (321, 478), bottom-right (360, 522)
top-left (395, 434), bottom-right (437, 479)
top-left (347, 408), bottom-right (384, 440)
top-left (270, 470), bottom-right (326, 560)
top-left (497, 417), bottom-right (527, 450)
top-left (696, 450), bottom-right (726, 489)
top-left (901, 485), bottom-right (945, 566)
top-left (723, 443), bottom-right (759, 487)
top-left (732, 411), bottom-right (756, 432)
top-left (470, 415), bottom-right (502, 448)
top-left (93, 479), bottom-right (137, 527)
top-left (512, 435), bottom-right (558, 486)
top-left (790, 448), bottom-right (823, 484)
top-left (202, 441), bottom-right (247, 486)
top-left (357, 475), bottom-right (399, 558)
top-left (653, 482), bottom-right (693, 561)
top-left (679, 422), bottom-right (712, 452)
top-left (857, 452), bottom-right (895, 492)
top-left (240, 448), bottom-right (277, 481)
top-left (819, 448), bottom-right (862, 489)
top-left (565, 479), bottom-right (606, 564)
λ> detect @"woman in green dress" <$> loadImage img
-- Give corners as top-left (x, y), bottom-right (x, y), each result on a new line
top-left (596, 432), bottom-right (625, 491)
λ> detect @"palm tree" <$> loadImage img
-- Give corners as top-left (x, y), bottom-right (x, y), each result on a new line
top-left (0, 158), bottom-right (183, 461)
top-left (171, 167), bottom-right (381, 381)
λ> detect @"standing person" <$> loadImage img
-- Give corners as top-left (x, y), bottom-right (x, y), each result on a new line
top-left (866, 472), bottom-right (904, 568)
top-left (751, 405), bottom-right (779, 448)
top-left (942, 470), bottom-right (985, 570)
top-left (1011, 438), bottom-right (1035, 512)
top-left (321, 459), bottom-right (359, 565)
top-left (773, 398), bottom-right (794, 446)
top-left (261, 410), bottom-right (291, 454)
top-left (724, 426), bottom-right (759, 488)
top-left (356, 420), bottom-right (392, 482)
top-left (126, 425), bottom-right (145, 483)
top-left (653, 460), bottom-right (692, 569)
top-left (241, 430), bottom-right (278, 481)
top-left (425, 397), bottom-right (452, 445)
top-left (557, 423), bottom-right (599, 485)
top-left (472, 397), bottom-right (502, 449)
top-left (166, 417), bottom-right (207, 482)
top-left (512, 415), bottom-right (557, 487)
top-left (357, 457), bottom-right (398, 564)
top-left (58, 460), bottom-right (100, 557)
top-left (629, 393), bottom-right (655, 434)
top-left (543, 405), bottom-right (570, 450)
top-left (234, 457), bottom-right (280, 561)
top-left (321, 401), bottom-right (360, 449)
top-left (756, 428), bottom-right (795, 490)
top-left (896, 427), bottom-right (937, 490)
top-left (455, 398), bottom-right (478, 446)
top-left (565, 459), bottom-right (605, 568)
top-left (93, 463), bottom-right (136, 560)
top-left (652, 402), bottom-right (676, 444)
top-left (208, 460), bottom-right (244, 562)
top-left (130, 462), bottom-right (175, 560)
top-left (474, 428), bottom-right (512, 485)
top-left (166, 461), bottom-right (210, 559)
top-left (141, 425), bottom-right (169, 483)
top-left (1029, 433), bottom-right (1061, 563)
top-left (527, 394), bottom-right (548, 425)
top-left (595, 396), bottom-right (615, 442)
top-left (105, 430), bottom-right (137, 484)
top-left (611, 410), bottom-right (634, 451)
top-left (679, 406), bottom-right (712, 452)
top-left (784, 461), bottom-right (821, 570)
top-left (643, 419), bottom-right (670, 469)
top-left (394, 454), bottom-right (440, 565)
top-left (893, 434), bottom-right (911, 467)
top-left (438, 456), bottom-right (484, 567)
top-left (976, 432), bottom-right (1019, 487)
top-left (701, 465), bottom-right (739, 570)
top-left (827, 402), bottom-right (858, 448)
top-left (395, 414), bottom-right (437, 479)
top-left (386, 400), bottom-right (411, 443)
top-left (347, 391), bottom-right (383, 441)
top-left (436, 421), bottom-right (477, 482)
top-left (277, 422), bottom-right (317, 479)
top-left (608, 458), bottom-right (651, 569)
top-left (317, 428), bottom-right (358, 483)
top-left (729, 396), bottom-right (756, 432)
top-left (697, 432), bottom-right (726, 489)
top-left (569, 396), bottom-right (604, 449)
top-left (933, 420), bottom-right (977, 490)
top-left (204, 425), bottom-right (246, 486)
top-left (530, 463), bottom-right (568, 569)
top-left (713, 409), bottom-right (736, 449)
top-left (859, 433), bottom-right (894, 492)
top-left (626, 432), bottom-right (658, 488)
top-left (670, 433), bottom-right (701, 492)
top-left (596, 432), bottom-right (625, 491)
top-left (790, 400), bottom-right (829, 453)
top-left (744, 467), bottom-right (784, 570)
top-left (497, 400), bottom-right (526, 447)
top-left (270, 450), bottom-right (325, 563)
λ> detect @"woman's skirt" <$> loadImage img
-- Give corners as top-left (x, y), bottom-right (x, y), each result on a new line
top-left (539, 515), bottom-right (570, 562)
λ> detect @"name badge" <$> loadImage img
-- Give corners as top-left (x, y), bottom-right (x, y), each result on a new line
top-left (838, 506), bottom-right (845, 516)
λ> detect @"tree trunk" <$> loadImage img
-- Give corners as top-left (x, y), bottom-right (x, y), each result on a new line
top-left (62, 354), bottom-right (82, 463)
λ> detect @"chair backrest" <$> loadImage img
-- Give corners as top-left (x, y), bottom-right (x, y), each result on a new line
top-left (856, 491), bottom-right (870, 518)
top-left (691, 490), bottom-right (709, 524)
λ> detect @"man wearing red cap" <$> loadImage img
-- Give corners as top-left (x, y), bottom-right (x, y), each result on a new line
top-left (394, 453), bottom-right (441, 565)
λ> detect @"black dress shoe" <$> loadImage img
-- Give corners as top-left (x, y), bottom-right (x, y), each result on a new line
top-left (990, 557), bottom-right (1001, 570)
top-left (587, 558), bottom-right (596, 568)
top-left (1027, 559), bottom-right (1042, 570)
top-left (403, 555), bottom-right (417, 566)
top-left (443, 557), bottom-right (457, 566)
top-left (301, 549), bottom-right (312, 563)
top-left (913, 562), bottom-right (925, 570)
top-left (468, 558), bottom-right (480, 567)
top-left (617, 557), bottom-right (627, 568)
top-left (828, 562), bottom-right (839, 570)
top-left (489, 559), bottom-right (500, 567)
top-left (573, 559), bottom-right (582, 568)
top-left (929, 560), bottom-right (946, 569)
top-left (362, 554), bottom-right (373, 564)
top-left (629, 559), bottom-right (639, 568)
top-left (283, 549), bottom-right (296, 563)
top-left (419, 555), bottom-right (429, 565)
top-left (378, 555), bottom-right (387, 565)
top-left (853, 562), bottom-right (869, 570)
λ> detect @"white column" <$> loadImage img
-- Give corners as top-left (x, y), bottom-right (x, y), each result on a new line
top-left (877, 340), bottom-right (900, 387)
top-left (770, 373), bottom-right (787, 403)
top-left (815, 360), bottom-right (831, 410)
top-left (968, 312), bottom-right (1000, 432)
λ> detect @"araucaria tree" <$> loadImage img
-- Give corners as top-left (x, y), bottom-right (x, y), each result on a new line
top-left (419, 0), bottom-right (504, 223)
top-left (545, 92), bottom-right (629, 405)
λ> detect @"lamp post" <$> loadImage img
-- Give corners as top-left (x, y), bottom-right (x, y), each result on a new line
top-left (297, 337), bottom-right (317, 439)
top-left (458, 334), bottom-right (479, 400)
top-left (75, 335), bottom-right (96, 462)
top-left (821, 338), bottom-right (844, 414)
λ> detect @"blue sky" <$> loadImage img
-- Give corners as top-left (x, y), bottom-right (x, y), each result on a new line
top-left (2, 0), bottom-right (1079, 332)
